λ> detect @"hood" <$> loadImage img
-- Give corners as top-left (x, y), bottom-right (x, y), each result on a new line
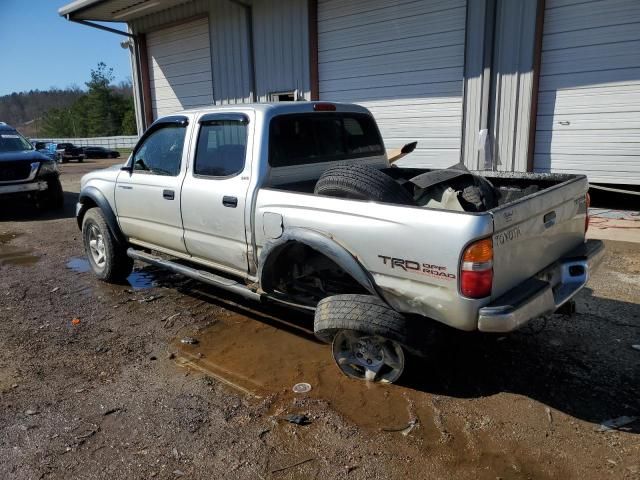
top-left (0, 150), bottom-right (51, 163)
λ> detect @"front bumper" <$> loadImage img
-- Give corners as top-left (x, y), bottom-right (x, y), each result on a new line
top-left (0, 181), bottom-right (48, 196)
top-left (477, 239), bottom-right (605, 332)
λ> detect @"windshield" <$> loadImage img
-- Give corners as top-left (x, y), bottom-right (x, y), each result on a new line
top-left (0, 131), bottom-right (33, 153)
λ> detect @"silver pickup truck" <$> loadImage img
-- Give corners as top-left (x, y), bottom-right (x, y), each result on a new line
top-left (76, 102), bottom-right (604, 383)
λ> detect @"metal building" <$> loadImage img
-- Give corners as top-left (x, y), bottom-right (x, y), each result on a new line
top-left (59, 0), bottom-right (640, 184)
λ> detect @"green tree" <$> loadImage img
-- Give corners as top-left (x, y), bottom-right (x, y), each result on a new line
top-left (40, 63), bottom-right (136, 137)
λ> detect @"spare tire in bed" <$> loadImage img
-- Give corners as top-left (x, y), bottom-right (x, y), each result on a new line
top-left (314, 164), bottom-right (416, 205)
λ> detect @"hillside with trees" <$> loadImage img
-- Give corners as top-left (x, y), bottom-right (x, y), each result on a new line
top-left (0, 62), bottom-right (136, 138)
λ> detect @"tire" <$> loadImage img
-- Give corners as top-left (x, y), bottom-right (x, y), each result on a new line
top-left (315, 294), bottom-right (409, 383)
top-left (314, 164), bottom-right (415, 205)
top-left (82, 208), bottom-right (133, 282)
top-left (47, 178), bottom-right (64, 210)
top-left (314, 294), bottom-right (409, 345)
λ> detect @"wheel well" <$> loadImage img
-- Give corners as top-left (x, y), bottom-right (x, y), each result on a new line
top-left (261, 242), bottom-right (369, 306)
top-left (76, 198), bottom-right (97, 229)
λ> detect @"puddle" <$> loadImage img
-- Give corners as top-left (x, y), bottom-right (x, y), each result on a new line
top-left (0, 232), bottom-right (39, 266)
top-left (126, 270), bottom-right (157, 290)
top-left (172, 313), bottom-right (428, 431)
top-left (66, 257), bottom-right (158, 290)
top-left (67, 257), bottom-right (91, 273)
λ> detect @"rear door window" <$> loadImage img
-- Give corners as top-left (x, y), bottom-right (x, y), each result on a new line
top-left (194, 119), bottom-right (248, 177)
top-left (269, 113), bottom-right (384, 167)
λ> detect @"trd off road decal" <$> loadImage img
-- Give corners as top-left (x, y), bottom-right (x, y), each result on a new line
top-left (378, 255), bottom-right (456, 280)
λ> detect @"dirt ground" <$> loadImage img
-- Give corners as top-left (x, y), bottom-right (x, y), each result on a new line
top-left (1, 159), bottom-right (639, 480)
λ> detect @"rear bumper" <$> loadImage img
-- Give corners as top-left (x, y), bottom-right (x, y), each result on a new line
top-left (0, 181), bottom-right (48, 196)
top-left (477, 239), bottom-right (605, 332)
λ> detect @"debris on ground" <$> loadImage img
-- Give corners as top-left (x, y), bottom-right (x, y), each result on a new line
top-left (181, 337), bottom-right (198, 345)
top-left (292, 382), bottom-right (312, 393)
top-left (138, 294), bottom-right (163, 303)
top-left (598, 416), bottom-right (638, 432)
top-left (103, 407), bottom-right (122, 417)
top-left (280, 414), bottom-right (311, 426)
top-left (270, 457), bottom-right (315, 474)
top-left (546, 407), bottom-right (553, 424)
top-left (25, 409), bottom-right (38, 416)
top-left (50, 287), bottom-right (60, 293)
top-left (71, 318), bottom-right (81, 326)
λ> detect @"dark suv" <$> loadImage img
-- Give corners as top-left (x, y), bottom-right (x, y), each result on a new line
top-left (0, 123), bottom-right (64, 209)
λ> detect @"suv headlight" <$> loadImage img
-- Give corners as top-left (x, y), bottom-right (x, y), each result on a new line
top-left (37, 161), bottom-right (59, 176)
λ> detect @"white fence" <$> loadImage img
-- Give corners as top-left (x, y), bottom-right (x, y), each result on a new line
top-left (32, 135), bottom-right (139, 150)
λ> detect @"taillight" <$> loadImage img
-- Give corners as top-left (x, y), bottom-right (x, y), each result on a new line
top-left (585, 192), bottom-right (591, 233)
top-left (460, 238), bottom-right (493, 298)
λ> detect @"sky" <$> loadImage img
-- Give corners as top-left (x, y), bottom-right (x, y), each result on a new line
top-left (0, 0), bottom-right (132, 95)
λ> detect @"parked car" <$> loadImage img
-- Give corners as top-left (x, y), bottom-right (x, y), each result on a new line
top-left (76, 103), bottom-right (604, 383)
top-left (83, 146), bottom-right (121, 159)
top-left (56, 142), bottom-right (85, 163)
top-left (0, 123), bottom-right (64, 209)
top-left (33, 141), bottom-right (62, 163)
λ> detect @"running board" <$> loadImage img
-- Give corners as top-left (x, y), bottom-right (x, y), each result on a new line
top-left (126, 248), bottom-right (261, 302)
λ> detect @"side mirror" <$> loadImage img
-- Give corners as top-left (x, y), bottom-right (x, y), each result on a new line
top-left (121, 164), bottom-right (133, 173)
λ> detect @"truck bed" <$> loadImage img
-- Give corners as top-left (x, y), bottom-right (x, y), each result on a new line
top-left (262, 167), bottom-right (589, 313)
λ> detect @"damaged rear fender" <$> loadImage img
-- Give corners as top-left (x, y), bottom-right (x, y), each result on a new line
top-left (257, 227), bottom-right (380, 299)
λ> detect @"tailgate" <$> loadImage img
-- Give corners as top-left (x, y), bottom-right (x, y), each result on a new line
top-left (490, 175), bottom-right (589, 299)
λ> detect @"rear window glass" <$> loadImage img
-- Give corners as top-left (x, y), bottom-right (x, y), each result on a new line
top-left (268, 113), bottom-right (384, 167)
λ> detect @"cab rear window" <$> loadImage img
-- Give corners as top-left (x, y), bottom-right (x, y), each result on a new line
top-left (268, 113), bottom-right (384, 167)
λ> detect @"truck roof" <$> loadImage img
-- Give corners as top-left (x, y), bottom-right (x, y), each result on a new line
top-left (174, 101), bottom-right (371, 117)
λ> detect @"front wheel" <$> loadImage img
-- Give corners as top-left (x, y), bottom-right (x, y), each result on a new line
top-left (82, 208), bottom-right (133, 282)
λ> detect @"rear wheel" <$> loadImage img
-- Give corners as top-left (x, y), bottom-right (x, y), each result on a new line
top-left (332, 330), bottom-right (405, 383)
top-left (82, 208), bottom-right (133, 282)
top-left (314, 294), bottom-right (409, 383)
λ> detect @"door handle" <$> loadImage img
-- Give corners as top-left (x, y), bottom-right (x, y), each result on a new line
top-left (163, 189), bottom-right (175, 200)
top-left (118, 185), bottom-right (133, 190)
top-left (223, 196), bottom-right (238, 208)
top-left (544, 211), bottom-right (556, 228)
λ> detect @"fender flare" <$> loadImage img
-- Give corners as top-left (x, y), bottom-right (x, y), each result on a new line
top-left (258, 227), bottom-right (380, 298)
top-left (77, 186), bottom-right (126, 245)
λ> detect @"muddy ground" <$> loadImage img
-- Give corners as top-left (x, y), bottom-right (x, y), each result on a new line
top-left (0, 159), bottom-right (639, 480)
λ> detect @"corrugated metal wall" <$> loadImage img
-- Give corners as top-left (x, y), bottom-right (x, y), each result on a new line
top-left (147, 17), bottom-right (215, 117)
top-left (252, 0), bottom-right (311, 101)
top-left (489, 0), bottom-right (538, 172)
top-left (131, 0), bottom-right (309, 106)
top-left (534, 0), bottom-right (640, 184)
top-left (317, 0), bottom-right (467, 168)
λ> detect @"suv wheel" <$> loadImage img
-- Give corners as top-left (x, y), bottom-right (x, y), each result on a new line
top-left (47, 178), bottom-right (64, 209)
top-left (82, 208), bottom-right (133, 282)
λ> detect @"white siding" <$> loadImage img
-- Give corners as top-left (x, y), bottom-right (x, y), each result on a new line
top-left (534, 0), bottom-right (640, 184)
top-left (318, 0), bottom-right (467, 167)
top-left (252, 0), bottom-right (311, 102)
top-left (147, 17), bottom-right (214, 118)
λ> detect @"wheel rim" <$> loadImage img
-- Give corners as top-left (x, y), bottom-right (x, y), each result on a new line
top-left (87, 224), bottom-right (106, 268)
top-left (332, 330), bottom-right (405, 383)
